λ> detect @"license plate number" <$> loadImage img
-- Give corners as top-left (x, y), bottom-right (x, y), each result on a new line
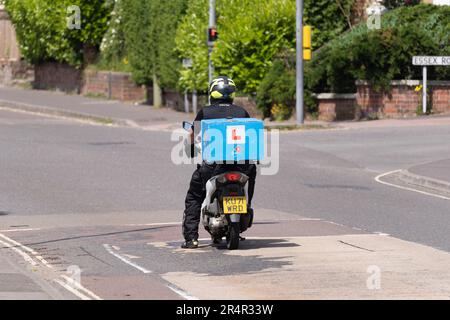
top-left (223, 197), bottom-right (247, 214)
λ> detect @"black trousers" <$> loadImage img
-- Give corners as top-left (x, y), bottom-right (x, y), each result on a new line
top-left (182, 163), bottom-right (257, 241)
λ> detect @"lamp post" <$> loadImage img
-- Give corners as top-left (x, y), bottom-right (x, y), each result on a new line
top-left (208, 0), bottom-right (216, 84)
top-left (296, 0), bottom-right (304, 125)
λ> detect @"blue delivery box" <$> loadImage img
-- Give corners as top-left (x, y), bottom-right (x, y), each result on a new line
top-left (201, 118), bottom-right (264, 163)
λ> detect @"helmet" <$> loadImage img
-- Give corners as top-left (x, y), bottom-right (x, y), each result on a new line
top-left (209, 76), bottom-right (236, 104)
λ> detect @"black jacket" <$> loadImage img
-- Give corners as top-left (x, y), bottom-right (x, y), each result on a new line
top-left (194, 103), bottom-right (250, 122)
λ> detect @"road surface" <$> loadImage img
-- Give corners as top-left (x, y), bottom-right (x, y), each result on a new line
top-left (1, 108), bottom-right (450, 299)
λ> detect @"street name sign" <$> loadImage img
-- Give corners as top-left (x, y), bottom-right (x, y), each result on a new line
top-left (412, 56), bottom-right (450, 66)
top-left (412, 56), bottom-right (450, 114)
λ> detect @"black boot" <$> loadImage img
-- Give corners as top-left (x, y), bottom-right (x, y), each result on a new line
top-left (181, 239), bottom-right (199, 249)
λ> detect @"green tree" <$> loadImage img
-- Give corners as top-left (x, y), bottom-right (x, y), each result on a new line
top-left (122, 0), bottom-right (155, 84)
top-left (304, 0), bottom-right (355, 48)
top-left (98, 0), bottom-right (129, 70)
top-left (176, 0), bottom-right (355, 94)
top-left (213, 0), bottom-right (296, 94)
top-left (122, 0), bottom-right (187, 107)
top-left (5, 0), bottom-right (113, 66)
top-left (307, 4), bottom-right (450, 94)
top-left (383, 0), bottom-right (420, 10)
top-left (176, 0), bottom-right (215, 92)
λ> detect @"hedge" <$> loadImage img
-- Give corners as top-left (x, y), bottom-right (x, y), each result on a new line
top-left (5, 0), bottom-right (113, 66)
top-left (257, 4), bottom-right (450, 119)
top-left (307, 4), bottom-right (450, 94)
top-left (122, 0), bottom-right (187, 88)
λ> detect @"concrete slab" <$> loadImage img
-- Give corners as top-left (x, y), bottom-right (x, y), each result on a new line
top-left (0, 292), bottom-right (50, 300)
top-left (161, 234), bottom-right (450, 300)
top-left (0, 273), bottom-right (43, 292)
top-left (0, 250), bottom-right (53, 300)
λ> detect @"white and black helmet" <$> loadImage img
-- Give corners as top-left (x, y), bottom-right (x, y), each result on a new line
top-left (209, 76), bottom-right (236, 104)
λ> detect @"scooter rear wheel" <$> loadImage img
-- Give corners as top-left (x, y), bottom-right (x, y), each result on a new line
top-left (227, 222), bottom-right (240, 250)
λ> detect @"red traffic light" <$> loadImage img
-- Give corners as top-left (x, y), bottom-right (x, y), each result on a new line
top-left (208, 28), bottom-right (218, 42)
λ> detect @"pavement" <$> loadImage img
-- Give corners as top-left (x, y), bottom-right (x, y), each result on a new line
top-left (0, 86), bottom-right (188, 131)
top-left (0, 234), bottom-right (72, 300)
top-left (0, 85), bottom-right (370, 131)
top-left (2, 87), bottom-right (450, 299)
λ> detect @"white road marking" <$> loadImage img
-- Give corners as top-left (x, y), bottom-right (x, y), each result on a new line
top-left (375, 170), bottom-right (450, 201)
top-left (167, 284), bottom-right (199, 301)
top-left (374, 232), bottom-right (390, 236)
top-left (0, 233), bottom-right (54, 269)
top-left (54, 279), bottom-right (93, 301)
top-left (0, 238), bottom-right (38, 266)
top-left (0, 233), bottom-right (102, 300)
top-left (103, 244), bottom-right (199, 300)
top-left (122, 254), bottom-right (141, 259)
top-left (59, 275), bottom-right (102, 300)
top-left (0, 228), bottom-right (41, 233)
top-left (103, 244), bottom-right (152, 274)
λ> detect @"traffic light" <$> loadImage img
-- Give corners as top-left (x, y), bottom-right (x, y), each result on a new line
top-left (303, 25), bottom-right (312, 61)
top-left (208, 27), bottom-right (218, 44)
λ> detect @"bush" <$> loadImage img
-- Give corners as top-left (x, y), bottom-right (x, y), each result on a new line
top-left (212, 0), bottom-right (297, 94)
top-left (257, 59), bottom-right (295, 120)
top-left (258, 4), bottom-right (447, 118)
top-left (383, 0), bottom-right (420, 10)
top-left (122, 0), bottom-right (187, 88)
top-left (5, 0), bottom-right (113, 67)
top-left (307, 4), bottom-right (450, 94)
top-left (257, 56), bottom-right (318, 119)
top-left (98, 0), bottom-right (129, 71)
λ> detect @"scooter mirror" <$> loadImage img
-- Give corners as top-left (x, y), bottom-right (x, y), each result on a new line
top-left (183, 121), bottom-right (193, 132)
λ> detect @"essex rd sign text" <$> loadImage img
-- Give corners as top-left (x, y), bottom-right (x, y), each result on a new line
top-left (412, 56), bottom-right (450, 66)
top-left (412, 56), bottom-right (450, 114)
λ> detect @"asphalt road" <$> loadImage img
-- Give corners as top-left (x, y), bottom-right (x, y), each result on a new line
top-left (1, 109), bottom-right (450, 299)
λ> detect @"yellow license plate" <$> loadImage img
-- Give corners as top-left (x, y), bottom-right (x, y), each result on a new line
top-left (223, 197), bottom-right (247, 214)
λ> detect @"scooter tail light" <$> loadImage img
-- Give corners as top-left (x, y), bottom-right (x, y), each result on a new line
top-left (224, 173), bottom-right (242, 182)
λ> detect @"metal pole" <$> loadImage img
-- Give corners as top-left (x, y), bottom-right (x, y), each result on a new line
top-left (208, 48), bottom-right (213, 85)
top-left (209, 0), bottom-right (216, 33)
top-left (108, 71), bottom-right (112, 99)
top-left (423, 66), bottom-right (427, 115)
top-left (192, 89), bottom-right (198, 115)
top-left (296, 0), bottom-right (304, 125)
top-left (208, 0), bottom-right (216, 84)
top-left (184, 91), bottom-right (190, 113)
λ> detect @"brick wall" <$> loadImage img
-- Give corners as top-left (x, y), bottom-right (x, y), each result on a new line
top-left (356, 80), bottom-right (450, 118)
top-left (317, 81), bottom-right (450, 121)
top-left (82, 69), bottom-right (147, 102)
top-left (317, 93), bottom-right (357, 122)
top-left (34, 62), bottom-right (83, 93)
top-left (432, 85), bottom-right (450, 113)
